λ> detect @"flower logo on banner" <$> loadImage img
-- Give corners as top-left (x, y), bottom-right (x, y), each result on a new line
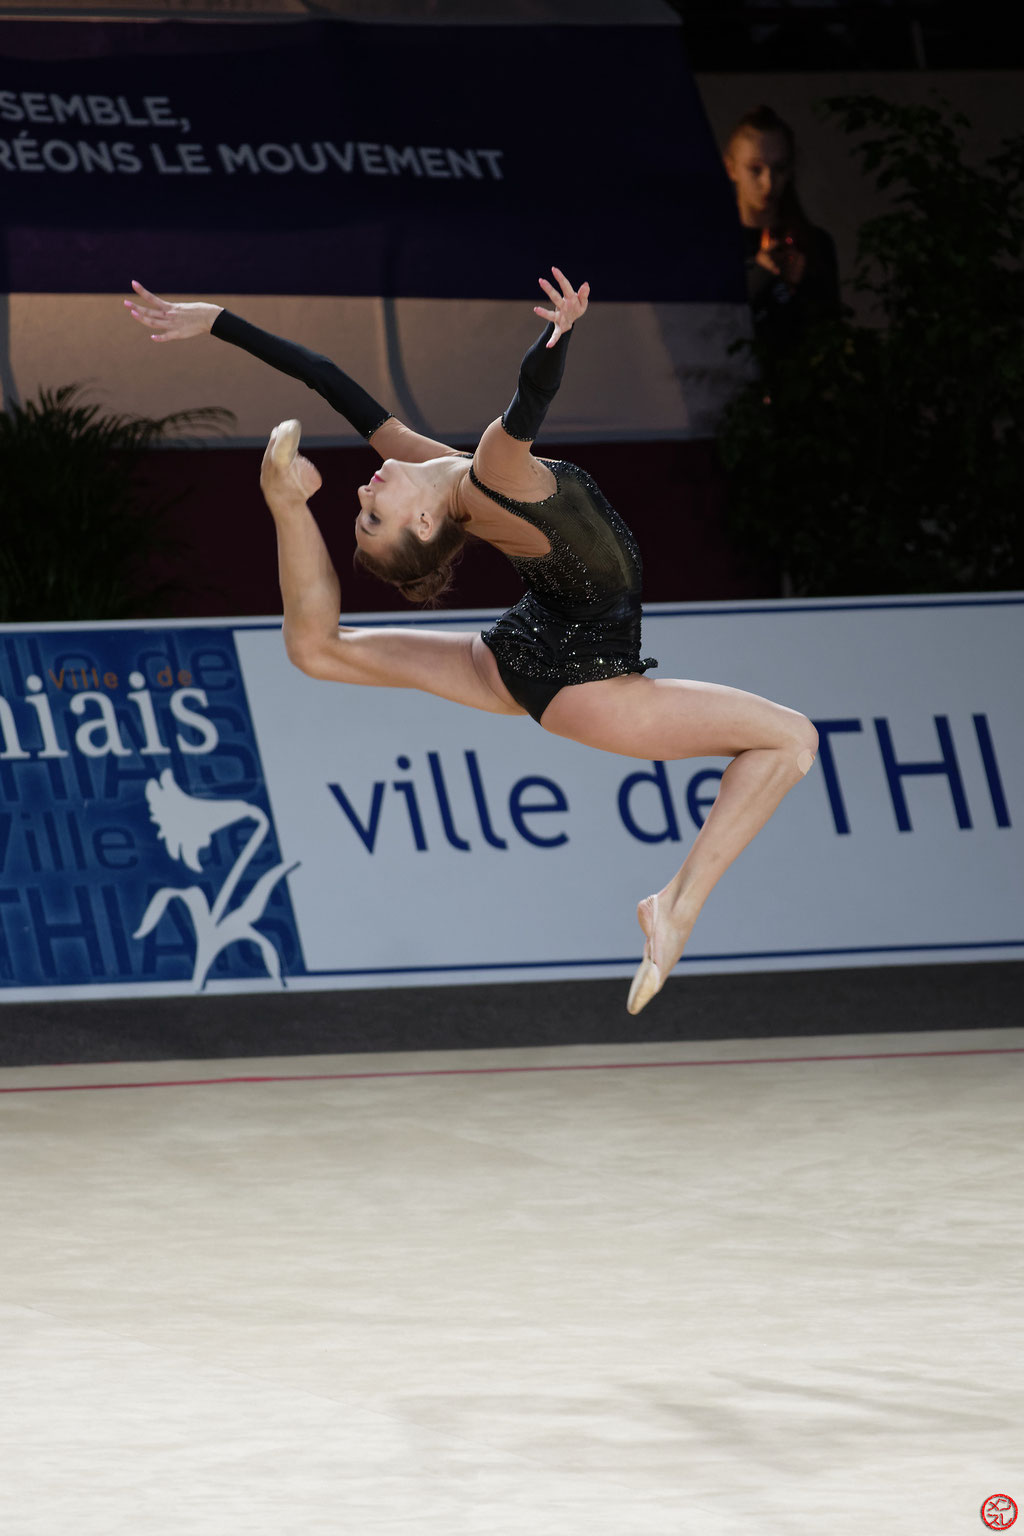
top-left (134, 768), bottom-right (299, 990)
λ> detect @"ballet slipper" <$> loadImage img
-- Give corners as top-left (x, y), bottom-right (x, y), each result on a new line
top-left (271, 417), bottom-right (302, 472)
top-left (269, 418), bottom-right (322, 500)
top-left (626, 893), bottom-right (664, 1016)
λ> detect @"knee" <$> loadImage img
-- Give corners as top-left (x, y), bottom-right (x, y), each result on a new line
top-left (284, 633), bottom-right (325, 678)
top-left (790, 715), bottom-right (818, 775)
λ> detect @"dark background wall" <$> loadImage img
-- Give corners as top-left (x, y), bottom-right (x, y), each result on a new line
top-left (142, 437), bottom-right (771, 618)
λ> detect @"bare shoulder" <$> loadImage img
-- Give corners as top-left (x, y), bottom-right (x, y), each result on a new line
top-left (472, 417), bottom-right (557, 503)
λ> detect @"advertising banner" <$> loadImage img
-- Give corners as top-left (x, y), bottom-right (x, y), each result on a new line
top-left (0, 19), bottom-right (743, 302)
top-left (1, 596), bottom-right (1021, 1005)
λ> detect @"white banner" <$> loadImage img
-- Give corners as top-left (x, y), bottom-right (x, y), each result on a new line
top-left (1, 595), bottom-right (1021, 1003)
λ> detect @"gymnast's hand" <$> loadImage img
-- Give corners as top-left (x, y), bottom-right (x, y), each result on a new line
top-left (124, 280), bottom-right (223, 342)
top-left (535, 266), bottom-right (590, 347)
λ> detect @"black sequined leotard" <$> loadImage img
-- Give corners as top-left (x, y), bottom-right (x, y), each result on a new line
top-left (474, 460), bottom-right (658, 723)
top-left (209, 306), bottom-right (658, 722)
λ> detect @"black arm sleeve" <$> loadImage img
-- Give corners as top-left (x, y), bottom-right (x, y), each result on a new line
top-left (501, 322), bottom-right (572, 443)
top-left (210, 310), bottom-right (392, 439)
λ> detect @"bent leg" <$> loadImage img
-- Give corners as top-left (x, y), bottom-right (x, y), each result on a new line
top-left (303, 626), bottom-right (526, 715)
top-left (540, 673), bottom-right (812, 761)
top-left (260, 422), bottom-right (524, 716)
top-left (542, 674), bottom-right (818, 1007)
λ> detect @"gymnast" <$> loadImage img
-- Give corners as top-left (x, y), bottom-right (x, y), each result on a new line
top-left (126, 270), bottom-right (818, 1014)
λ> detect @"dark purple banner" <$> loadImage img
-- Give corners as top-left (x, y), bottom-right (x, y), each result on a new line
top-left (0, 20), bottom-right (745, 301)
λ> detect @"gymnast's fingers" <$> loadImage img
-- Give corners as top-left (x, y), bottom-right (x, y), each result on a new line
top-left (131, 280), bottom-right (170, 311)
top-left (125, 305), bottom-right (171, 336)
top-left (551, 266), bottom-right (576, 301)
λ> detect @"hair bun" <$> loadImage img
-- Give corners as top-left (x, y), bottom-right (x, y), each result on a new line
top-left (397, 564), bottom-right (456, 607)
top-left (353, 514), bottom-right (468, 607)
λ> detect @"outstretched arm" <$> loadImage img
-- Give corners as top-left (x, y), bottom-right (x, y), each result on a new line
top-left (125, 282), bottom-right (455, 462)
top-left (473, 267), bottom-right (590, 491)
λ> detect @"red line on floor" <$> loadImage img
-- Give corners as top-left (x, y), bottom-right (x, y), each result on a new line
top-left (1, 1045), bottom-right (1022, 1094)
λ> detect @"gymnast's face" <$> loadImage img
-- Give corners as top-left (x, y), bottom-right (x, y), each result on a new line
top-left (726, 128), bottom-right (793, 226)
top-left (354, 460), bottom-right (437, 556)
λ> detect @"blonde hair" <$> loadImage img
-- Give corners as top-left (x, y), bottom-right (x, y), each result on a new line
top-left (726, 104), bottom-right (810, 237)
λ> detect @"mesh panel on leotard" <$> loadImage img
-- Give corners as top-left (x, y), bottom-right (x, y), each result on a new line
top-left (472, 459), bottom-right (657, 719)
top-left (469, 459), bottom-right (643, 604)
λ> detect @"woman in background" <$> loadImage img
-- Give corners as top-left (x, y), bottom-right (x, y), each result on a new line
top-left (724, 104), bottom-right (841, 349)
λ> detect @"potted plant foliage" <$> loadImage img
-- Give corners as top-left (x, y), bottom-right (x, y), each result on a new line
top-left (0, 384), bottom-right (232, 621)
top-left (718, 95), bottom-right (1024, 596)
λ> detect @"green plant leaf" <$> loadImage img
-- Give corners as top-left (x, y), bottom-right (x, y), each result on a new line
top-left (717, 93), bottom-right (1024, 596)
top-left (0, 384), bottom-right (234, 620)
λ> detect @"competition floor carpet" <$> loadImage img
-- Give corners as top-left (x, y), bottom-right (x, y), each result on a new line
top-left (1, 1021), bottom-right (1021, 1535)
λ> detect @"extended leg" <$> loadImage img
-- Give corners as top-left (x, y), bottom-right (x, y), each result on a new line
top-left (541, 674), bottom-right (819, 1011)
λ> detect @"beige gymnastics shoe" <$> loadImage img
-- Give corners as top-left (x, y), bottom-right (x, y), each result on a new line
top-left (626, 893), bottom-right (665, 1016)
top-left (265, 419), bottom-right (323, 500)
